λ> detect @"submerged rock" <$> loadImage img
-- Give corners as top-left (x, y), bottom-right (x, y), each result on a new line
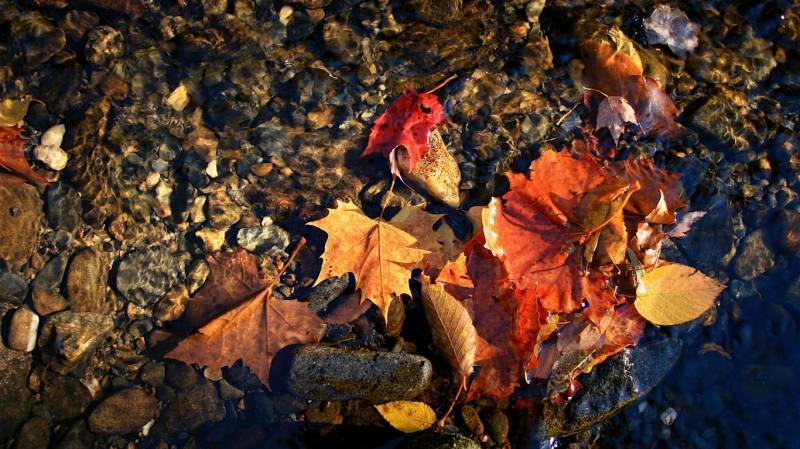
top-left (0, 306), bottom-right (33, 441)
top-left (65, 249), bottom-right (110, 313)
top-left (732, 229), bottom-right (775, 281)
top-left (116, 248), bottom-right (186, 306)
top-left (155, 380), bottom-right (225, 434)
top-left (8, 307), bottom-right (39, 352)
top-left (0, 270), bottom-right (28, 305)
top-left (42, 374), bottom-right (92, 421)
top-left (236, 224), bottom-right (290, 253)
top-left (39, 311), bottom-right (114, 368)
top-left (286, 346), bottom-right (432, 403)
top-left (88, 388), bottom-right (159, 435)
top-left (13, 416), bottom-right (50, 449)
top-left (0, 184), bottom-right (43, 271)
top-left (397, 432), bottom-right (482, 449)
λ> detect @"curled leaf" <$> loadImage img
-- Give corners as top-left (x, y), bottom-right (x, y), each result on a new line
top-left (595, 96), bottom-right (638, 142)
top-left (635, 262), bottom-right (725, 325)
top-left (397, 128), bottom-right (461, 208)
top-left (374, 401), bottom-right (436, 433)
top-left (420, 281), bottom-right (476, 378)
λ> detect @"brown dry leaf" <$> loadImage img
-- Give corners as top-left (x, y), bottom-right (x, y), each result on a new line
top-left (420, 281), bottom-right (476, 378)
top-left (635, 262), bottom-right (725, 325)
top-left (612, 159), bottom-right (685, 225)
top-left (374, 401), bottom-right (436, 433)
top-left (166, 288), bottom-right (324, 387)
top-left (644, 190), bottom-right (670, 223)
top-left (389, 204), bottom-right (463, 276)
top-left (0, 127), bottom-right (49, 186)
top-left (182, 249), bottom-right (267, 328)
top-left (397, 129), bottom-right (461, 208)
top-left (595, 96), bottom-right (638, 142)
top-left (308, 200), bottom-right (429, 320)
top-left (0, 97), bottom-right (32, 127)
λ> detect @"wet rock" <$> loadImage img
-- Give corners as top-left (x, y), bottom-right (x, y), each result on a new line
top-left (483, 409), bottom-right (509, 444)
top-left (166, 84), bottom-right (190, 112)
top-left (207, 188), bottom-right (242, 227)
top-left (186, 259), bottom-right (210, 294)
top-left (286, 346), bottom-right (432, 403)
top-left (65, 249), bottom-right (110, 313)
top-left (0, 270), bottom-right (28, 305)
top-left (39, 311), bottom-right (114, 367)
top-left (165, 360), bottom-right (198, 390)
top-left (88, 388), bottom-right (159, 435)
top-left (116, 248), bottom-right (186, 306)
top-left (154, 284), bottom-right (189, 322)
top-left (11, 13), bottom-right (66, 66)
top-left (139, 361), bottom-right (165, 386)
top-left (156, 380), bottom-right (225, 434)
top-left (460, 405), bottom-right (484, 438)
top-left (236, 224), bottom-right (290, 253)
top-left (85, 25), bottom-right (124, 66)
top-left (307, 274), bottom-right (352, 314)
top-left (45, 183), bottom-right (82, 231)
top-left (677, 196), bottom-right (736, 275)
top-left (689, 96), bottom-right (760, 151)
top-left (196, 227), bottom-right (227, 252)
top-left (218, 379), bottom-right (244, 401)
top-left (41, 124), bottom-right (65, 147)
top-left (63, 10), bottom-right (99, 41)
top-left (54, 421), bottom-right (96, 449)
top-left (535, 338), bottom-right (682, 438)
top-left (14, 416), bottom-right (50, 449)
top-left (732, 229), bottom-right (775, 281)
top-left (43, 374), bottom-right (92, 421)
top-left (34, 145), bottom-right (69, 171)
top-left (397, 432), bottom-right (482, 449)
top-left (32, 289), bottom-right (68, 316)
top-left (8, 307), bottom-right (39, 352)
top-left (0, 184), bottom-right (43, 271)
top-left (775, 209), bottom-right (800, 255)
top-left (304, 400), bottom-right (343, 425)
top-left (410, 0), bottom-right (463, 26)
top-left (0, 305), bottom-right (33, 441)
top-left (322, 21), bottom-right (361, 65)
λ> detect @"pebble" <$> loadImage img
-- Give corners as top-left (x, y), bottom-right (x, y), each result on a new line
top-left (116, 248), bottom-right (186, 306)
top-left (39, 311), bottom-right (114, 366)
top-left (33, 145), bottom-right (68, 171)
top-left (41, 124), bottom-right (65, 147)
top-left (0, 184), bottom-right (43, 271)
top-left (154, 284), bottom-right (189, 322)
top-left (13, 416), bottom-right (50, 449)
top-left (139, 361), bottom-right (166, 386)
top-left (155, 380), bottom-right (225, 434)
top-left (88, 388), bottom-right (159, 435)
top-left (732, 229), bottom-right (775, 281)
top-left (31, 289), bottom-right (68, 316)
top-left (0, 305), bottom-right (33, 441)
top-left (236, 224), bottom-right (290, 253)
top-left (8, 307), bottom-right (39, 352)
top-left (65, 248), bottom-right (110, 313)
top-left (186, 259), bottom-right (210, 294)
top-left (207, 189), bottom-right (242, 227)
top-left (286, 346), bottom-right (432, 403)
top-left (460, 405), bottom-right (485, 438)
top-left (45, 183), bottom-right (82, 231)
top-left (217, 379), bottom-right (244, 401)
top-left (660, 407), bottom-right (678, 426)
top-left (165, 360), bottom-right (198, 390)
top-left (196, 227), bottom-right (228, 252)
top-left (43, 374), bottom-right (92, 421)
top-left (483, 409), bottom-right (509, 444)
top-left (0, 270), bottom-right (28, 305)
top-left (85, 25), bottom-right (124, 66)
top-left (166, 84), bottom-right (190, 112)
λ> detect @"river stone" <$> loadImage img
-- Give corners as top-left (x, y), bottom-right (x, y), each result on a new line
top-left (155, 380), bottom-right (225, 434)
top-left (207, 188), bottom-right (242, 227)
top-left (397, 432), bottom-right (482, 449)
top-left (0, 184), bottom-right (43, 271)
top-left (0, 305), bottom-right (33, 441)
top-left (286, 346), bottom-right (432, 403)
top-left (8, 307), bottom-right (39, 352)
top-left (116, 248), bottom-right (186, 306)
top-left (65, 249), bottom-right (110, 312)
top-left (88, 388), bottom-right (159, 435)
top-left (306, 273), bottom-right (352, 314)
top-left (732, 229), bottom-right (775, 281)
top-left (14, 416), bottom-right (50, 449)
top-left (32, 288), bottom-right (69, 316)
top-left (39, 311), bottom-right (114, 366)
top-left (45, 185), bottom-right (79, 230)
top-left (32, 252), bottom-right (69, 292)
top-left (534, 338), bottom-right (682, 439)
top-left (236, 224), bottom-right (290, 253)
top-left (0, 270), bottom-right (28, 305)
top-left (676, 195), bottom-right (735, 276)
top-left (43, 374), bottom-right (92, 421)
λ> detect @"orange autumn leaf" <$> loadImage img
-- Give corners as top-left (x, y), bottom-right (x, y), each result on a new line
top-left (0, 127), bottom-right (49, 186)
top-left (308, 200), bottom-right (429, 320)
top-left (611, 159), bottom-right (686, 224)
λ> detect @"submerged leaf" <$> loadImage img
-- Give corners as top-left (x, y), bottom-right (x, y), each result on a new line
top-left (0, 97), bottom-right (32, 127)
top-left (421, 281), bottom-right (476, 378)
top-left (635, 263), bottom-right (725, 325)
top-left (595, 96), bottom-right (638, 142)
top-left (375, 401), bottom-right (436, 433)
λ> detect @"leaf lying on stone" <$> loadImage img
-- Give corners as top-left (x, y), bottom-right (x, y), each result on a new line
top-left (635, 262), bottom-right (725, 325)
top-left (0, 126), bottom-right (49, 186)
top-left (667, 211), bottom-right (707, 238)
top-left (374, 400), bottom-right (436, 433)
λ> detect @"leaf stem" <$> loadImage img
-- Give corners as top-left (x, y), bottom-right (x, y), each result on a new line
top-left (437, 375), bottom-right (466, 428)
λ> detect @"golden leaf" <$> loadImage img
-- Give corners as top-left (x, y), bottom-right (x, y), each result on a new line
top-left (635, 262), bottom-right (725, 325)
top-left (397, 129), bottom-right (461, 208)
top-left (389, 204), bottom-right (463, 275)
top-left (0, 97), bottom-right (32, 127)
top-left (420, 281), bottom-right (476, 377)
top-left (374, 401), bottom-right (436, 433)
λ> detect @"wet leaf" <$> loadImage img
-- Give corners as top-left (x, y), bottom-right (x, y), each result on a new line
top-left (420, 281), bottom-right (476, 378)
top-left (0, 127), bottom-right (49, 186)
top-left (389, 202), bottom-right (463, 276)
top-left (308, 200), bottom-right (429, 320)
top-left (374, 401), bottom-right (436, 433)
top-left (668, 211), bottom-right (707, 238)
top-left (166, 288), bottom-right (325, 387)
top-left (635, 263), bottom-right (725, 325)
top-left (644, 4), bottom-right (699, 59)
top-left (611, 159), bottom-right (685, 225)
top-left (397, 128), bottom-right (461, 208)
top-left (0, 97), bottom-right (32, 127)
top-left (595, 96), bottom-right (638, 142)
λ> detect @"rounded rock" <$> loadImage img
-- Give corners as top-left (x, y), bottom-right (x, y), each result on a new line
top-left (8, 307), bottom-right (39, 352)
top-left (88, 388), bottom-right (159, 435)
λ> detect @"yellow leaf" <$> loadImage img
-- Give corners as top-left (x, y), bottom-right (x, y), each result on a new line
top-left (308, 200), bottom-right (429, 320)
top-left (421, 281), bottom-right (476, 377)
top-left (374, 401), bottom-right (436, 433)
top-left (635, 263), bottom-right (725, 325)
top-left (389, 204), bottom-right (463, 274)
top-left (0, 97), bottom-right (33, 127)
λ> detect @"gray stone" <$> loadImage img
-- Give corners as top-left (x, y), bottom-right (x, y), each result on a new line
top-left (306, 273), bottom-right (351, 314)
top-left (8, 307), bottom-right (39, 352)
top-left (43, 374), bottom-right (92, 421)
top-left (0, 184), bottom-right (43, 271)
top-left (39, 311), bottom-right (114, 367)
top-left (286, 346), bottom-right (432, 403)
top-left (0, 270), bottom-right (28, 305)
top-left (0, 305), bottom-right (33, 441)
top-left (88, 388), bottom-right (159, 435)
top-left (535, 338), bottom-right (682, 439)
top-left (116, 248), bottom-right (186, 306)
top-left (65, 249), bottom-right (110, 313)
top-left (397, 432), bottom-right (482, 449)
top-left (32, 253), bottom-right (69, 292)
top-left (45, 183), bottom-right (82, 231)
top-left (236, 224), bottom-right (289, 253)
top-left (732, 229), bottom-right (775, 281)
top-left (14, 416), bottom-right (50, 449)
top-left (156, 380), bottom-right (225, 434)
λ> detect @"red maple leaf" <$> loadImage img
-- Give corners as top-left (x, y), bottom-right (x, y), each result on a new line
top-left (362, 76), bottom-right (454, 175)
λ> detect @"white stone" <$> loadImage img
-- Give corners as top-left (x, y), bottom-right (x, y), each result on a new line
top-left (33, 144), bottom-right (68, 171)
top-left (41, 124), bottom-right (66, 147)
top-left (166, 84), bottom-right (190, 112)
top-left (206, 160), bottom-right (218, 178)
top-left (9, 307), bottom-right (39, 352)
top-left (278, 5), bottom-right (293, 25)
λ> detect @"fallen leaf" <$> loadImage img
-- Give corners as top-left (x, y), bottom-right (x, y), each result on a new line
top-left (635, 262), bottom-right (725, 325)
top-left (644, 4), bottom-right (699, 59)
top-left (612, 159), bottom-right (685, 224)
top-left (0, 127), bottom-right (49, 186)
top-left (388, 203), bottom-right (463, 276)
top-left (363, 78), bottom-right (453, 176)
top-left (644, 190), bottom-right (670, 223)
top-left (668, 211), bottom-right (707, 238)
top-left (397, 128), bottom-right (461, 207)
top-left (0, 97), bottom-right (32, 127)
top-left (374, 401), bottom-right (436, 433)
top-left (166, 288), bottom-right (325, 387)
top-left (595, 96), bottom-right (638, 142)
top-left (308, 200), bottom-right (429, 320)
top-left (420, 281), bottom-right (476, 378)
top-left (182, 249), bottom-right (267, 329)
